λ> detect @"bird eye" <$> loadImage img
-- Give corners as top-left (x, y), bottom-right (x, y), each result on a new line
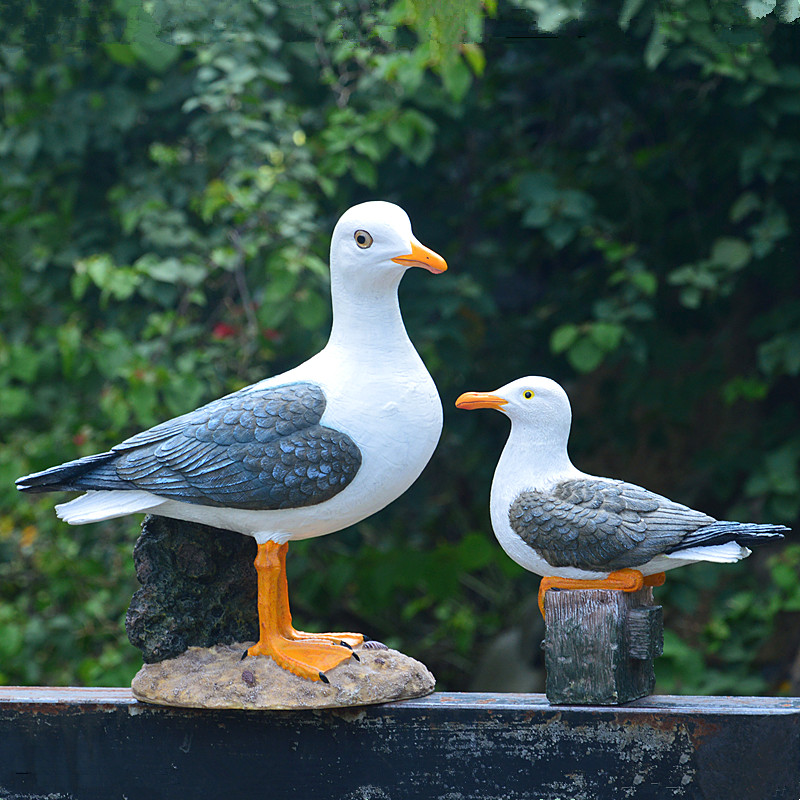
top-left (354, 230), bottom-right (373, 248)
top-left (523, 390), bottom-right (534, 399)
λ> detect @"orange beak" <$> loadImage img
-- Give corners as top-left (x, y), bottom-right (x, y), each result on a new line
top-left (455, 391), bottom-right (508, 411)
top-left (392, 238), bottom-right (448, 274)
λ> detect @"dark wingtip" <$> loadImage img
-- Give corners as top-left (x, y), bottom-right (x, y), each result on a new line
top-left (735, 524), bottom-right (790, 547)
top-left (756, 523), bottom-right (789, 537)
top-left (15, 472), bottom-right (58, 494)
top-left (15, 479), bottom-right (54, 494)
top-left (15, 474), bottom-right (39, 493)
top-left (15, 477), bottom-right (52, 494)
top-left (13, 451), bottom-right (124, 495)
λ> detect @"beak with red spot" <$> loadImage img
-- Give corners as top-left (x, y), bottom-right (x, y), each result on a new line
top-left (392, 237), bottom-right (448, 274)
top-left (455, 391), bottom-right (509, 411)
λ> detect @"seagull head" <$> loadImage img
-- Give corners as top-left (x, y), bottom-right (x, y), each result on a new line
top-left (329, 201), bottom-right (447, 293)
top-left (455, 376), bottom-right (573, 447)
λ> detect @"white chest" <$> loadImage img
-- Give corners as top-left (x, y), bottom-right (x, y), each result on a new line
top-left (185, 343), bottom-right (444, 541)
top-left (318, 350), bottom-right (443, 494)
top-left (487, 446), bottom-right (609, 580)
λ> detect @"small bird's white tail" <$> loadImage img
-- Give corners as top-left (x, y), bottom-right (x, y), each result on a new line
top-left (664, 542), bottom-right (751, 564)
top-left (56, 490), bottom-right (162, 525)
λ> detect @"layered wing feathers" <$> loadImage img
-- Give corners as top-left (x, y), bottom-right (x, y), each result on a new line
top-left (509, 478), bottom-right (715, 571)
top-left (17, 383), bottom-right (362, 511)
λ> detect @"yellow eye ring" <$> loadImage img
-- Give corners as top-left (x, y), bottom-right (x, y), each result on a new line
top-left (354, 230), bottom-right (373, 248)
top-left (523, 390), bottom-right (534, 399)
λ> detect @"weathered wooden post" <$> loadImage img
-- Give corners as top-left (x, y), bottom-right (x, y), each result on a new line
top-left (543, 588), bottom-right (664, 705)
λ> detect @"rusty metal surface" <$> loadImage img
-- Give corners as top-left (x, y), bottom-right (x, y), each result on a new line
top-left (1, 690), bottom-right (798, 799)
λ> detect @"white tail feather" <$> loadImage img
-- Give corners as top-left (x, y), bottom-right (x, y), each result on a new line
top-left (664, 542), bottom-right (752, 564)
top-left (55, 490), bottom-right (163, 525)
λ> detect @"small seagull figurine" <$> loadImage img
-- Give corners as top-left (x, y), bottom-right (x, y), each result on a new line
top-left (17, 201), bottom-right (447, 682)
top-left (456, 376), bottom-right (788, 616)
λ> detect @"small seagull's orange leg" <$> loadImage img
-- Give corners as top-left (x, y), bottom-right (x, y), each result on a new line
top-left (274, 543), bottom-right (363, 649)
top-left (538, 568), bottom-right (648, 618)
top-left (246, 542), bottom-right (357, 681)
top-left (644, 572), bottom-right (666, 587)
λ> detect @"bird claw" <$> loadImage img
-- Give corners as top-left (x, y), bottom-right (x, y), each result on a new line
top-left (336, 641), bottom-right (360, 661)
top-left (538, 569), bottom-right (648, 618)
top-left (362, 640), bottom-right (389, 651)
top-left (247, 637), bottom-right (356, 681)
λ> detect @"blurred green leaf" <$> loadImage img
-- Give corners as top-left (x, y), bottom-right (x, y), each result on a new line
top-left (550, 324), bottom-right (580, 354)
top-left (566, 337), bottom-right (604, 373)
top-left (710, 237), bottom-right (751, 270)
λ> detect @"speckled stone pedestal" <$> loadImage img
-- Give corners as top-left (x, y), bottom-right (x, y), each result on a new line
top-left (126, 516), bottom-right (259, 664)
top-left (131, 642), bottom-right (435, 710)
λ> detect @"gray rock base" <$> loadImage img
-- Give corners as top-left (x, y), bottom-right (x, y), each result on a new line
top-left (131, 643), bottom-right (435, 710)
top-left (126, 515), bottom-right (258, 663)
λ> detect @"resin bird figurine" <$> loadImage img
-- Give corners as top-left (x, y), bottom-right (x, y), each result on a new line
top-left (455, 376), bottom-right (787, 616)
top-left (17, 200), bottom-right (447, 681)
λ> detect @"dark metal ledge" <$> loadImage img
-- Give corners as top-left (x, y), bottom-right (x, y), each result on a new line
top-left (1, 689), bottom-right (798, 799)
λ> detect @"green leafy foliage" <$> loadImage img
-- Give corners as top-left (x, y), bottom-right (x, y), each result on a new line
top-left (1, 0), bottom-right (798, 694)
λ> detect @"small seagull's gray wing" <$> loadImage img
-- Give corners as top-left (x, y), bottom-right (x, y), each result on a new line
top-left (509, 478), bottom-right (715, 571)
top-left (105, 382), bottom-right (361, 510)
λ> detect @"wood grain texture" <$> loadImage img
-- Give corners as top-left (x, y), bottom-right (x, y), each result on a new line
top-left (543, 587), bottom-right (663, 705)
top-left (627, 605), bottom-right (665, 660)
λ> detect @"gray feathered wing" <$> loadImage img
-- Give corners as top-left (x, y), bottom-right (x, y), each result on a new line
top-left (508, 478), bottom-right (716, 571)
top-left (16, 382), bottom-right (362, 511)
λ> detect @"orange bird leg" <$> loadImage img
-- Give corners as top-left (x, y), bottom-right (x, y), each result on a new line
top-left (644, 572), bottom-right (666, 587)
top-left (246, 542), bottom-right (359, 681)
top-left (274, 543), bottom-right (363, 649)
top-left (538, 568), bottom-right (647, 618)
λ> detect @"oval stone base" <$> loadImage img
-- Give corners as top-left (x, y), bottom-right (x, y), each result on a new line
top-left (131, 642), bottom-right (435, 710)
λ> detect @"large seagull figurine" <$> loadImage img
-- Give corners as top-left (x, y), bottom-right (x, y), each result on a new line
top-left (17, 201), bottom-right (447, 682)
top-left (456, 375), bottom-right (787, 616)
